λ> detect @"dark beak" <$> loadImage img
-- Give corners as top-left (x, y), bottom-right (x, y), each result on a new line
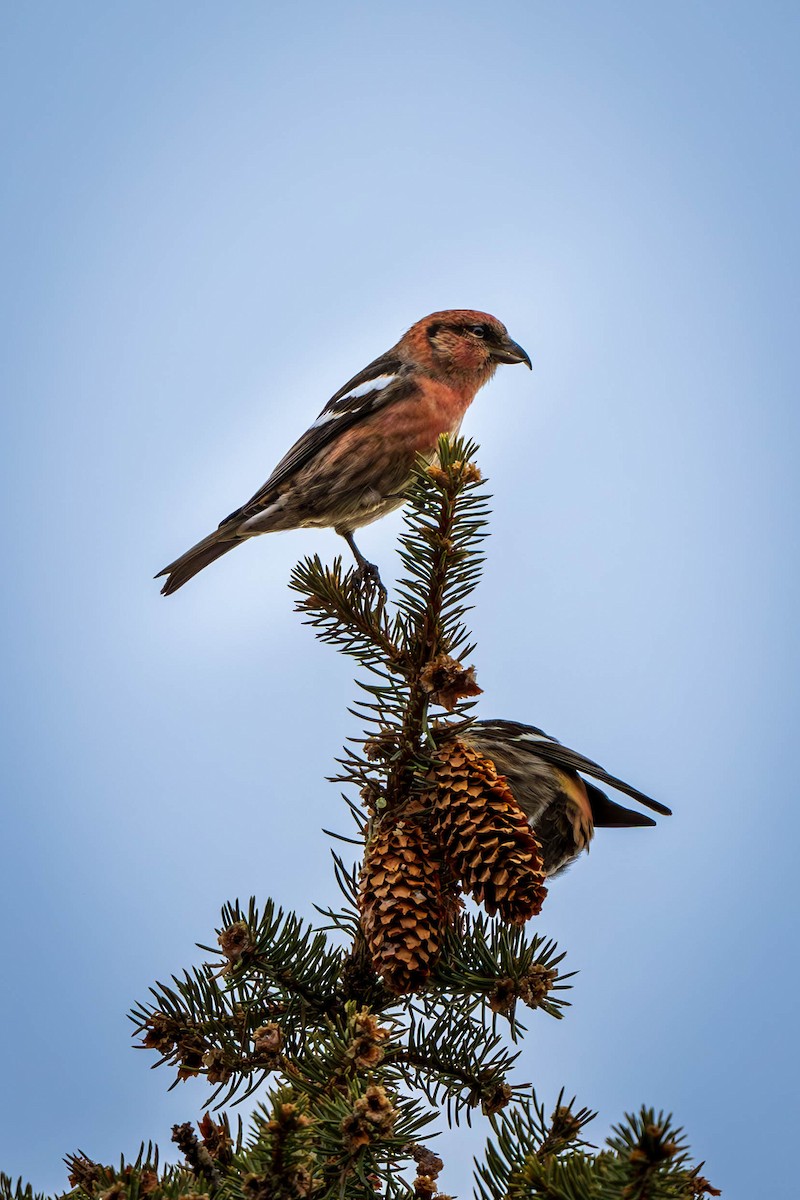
top-left (491, 336), bottom-right (532, 369)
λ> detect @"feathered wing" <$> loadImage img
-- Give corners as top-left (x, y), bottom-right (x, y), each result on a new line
top-left (157, 351), bottom-right (414, 594)
top-left (475, 720), bottom-right (672, 818)
top-left (531, 743), bottom-right (671, 817)
top-left (220, 353), bottom-right (412, 525)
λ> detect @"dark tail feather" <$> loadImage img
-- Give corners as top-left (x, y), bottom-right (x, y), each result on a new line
top-left (156, 531), bottom-right (240, 595)
top-left (586, 783), bottom-right (657, 828)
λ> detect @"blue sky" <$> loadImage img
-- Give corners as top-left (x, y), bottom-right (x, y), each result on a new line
top-left (1, 2), bottom-right (798, 1195)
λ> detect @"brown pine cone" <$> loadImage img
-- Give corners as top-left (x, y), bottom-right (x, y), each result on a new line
top-left (427, 740), bottom-right (547, 923)
top-left (358, 815), bottom-right (454, 994)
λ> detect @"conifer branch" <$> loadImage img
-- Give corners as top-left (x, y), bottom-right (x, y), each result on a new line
top-left (476, 1095), bottom-right (721, 1200)
top-left (35, 436), bottom-right (719, 1200)
top-left (290, 556), bottom-right (407, 673)
top-left (0, 1180), bottom-right (48, 1200)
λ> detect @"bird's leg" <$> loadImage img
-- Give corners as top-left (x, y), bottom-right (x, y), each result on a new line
top-left (340, 530), bottom-right (386, 605)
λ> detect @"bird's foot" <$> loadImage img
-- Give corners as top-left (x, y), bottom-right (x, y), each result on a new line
top-left (352, 559), bottom-right (387, 614)
top-left (339, 530), bottom-right (387, 614)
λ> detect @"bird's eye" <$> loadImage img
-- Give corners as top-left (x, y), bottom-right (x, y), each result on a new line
top-left (470, 324), bottom-right (488, 338)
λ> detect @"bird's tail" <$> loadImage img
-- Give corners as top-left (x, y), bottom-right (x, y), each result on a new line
top-left (156, 529), bottom-right (241, 595)
top-left (585, 783), bottom-right (657, 828)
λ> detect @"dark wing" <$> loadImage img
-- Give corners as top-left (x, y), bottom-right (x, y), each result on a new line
top-left (531, 743), bottom-right (671, 816)
top-left (475, 719), bottom-right (672, 818)
top-left (220, 353), bottom-right (415, 526)
top-left (475, 719), bottom-right (555, 743)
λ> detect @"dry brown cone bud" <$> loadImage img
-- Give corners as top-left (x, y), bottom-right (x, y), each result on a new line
top-left (409, 1144), bottom-right (445, 1199)
top-left (346, 1007), bottom-right (391, 1070)
top-left (252, 1021), bottom-right (284, 1068)
top-left (427, 460), bottom-right (482, 490)
top-left (172, 1121), bottom-right (222, 1182)
top-left (481, 1081), bottom-right (514, 1115)
top-left (66, 1154), bottom-right (103, 1193)
top-left (202, 1048), bottom-right (232, 1085)
top-left (413, 1175), bottom-right (438, 1200)
top-left (341, 1085), bottom-right (398, 1152)
top-left (409, 1145), bottom-right (444, 1179)
top-left (265, 1101), bottom-right (311, 1136)
top-left (427, 740), bottom-right (547, 923)
top-left (550, 1105), bottom-right (586, 1144)
top-left (690, 1173), bottom-right (722, 1197)
top-left (419, 653), bottom-right (482, 712)
top-left (175, 1044), bottom-right (207, 1081)
top-left (197, 1112), bottom-right (234, 1163)
top-left (358, 816), bottom-right (455, 994)
top-left (218, 920), bottom-right (254, 969)
top-left (142, 1011), bottom-right (208, 1080)
top-left (489, 964), bottom-right (558, 1015)
top-left (141, 1011), bottom-right (181, 1057)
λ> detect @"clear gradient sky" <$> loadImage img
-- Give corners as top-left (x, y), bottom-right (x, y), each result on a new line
top-left (2, 3), bottom-right (798, 1196)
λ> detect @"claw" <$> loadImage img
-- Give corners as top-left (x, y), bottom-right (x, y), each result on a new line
top-left (339, 530), bottom-right (386, 612)
top-left (352, 559), bottom-right (387, 616)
